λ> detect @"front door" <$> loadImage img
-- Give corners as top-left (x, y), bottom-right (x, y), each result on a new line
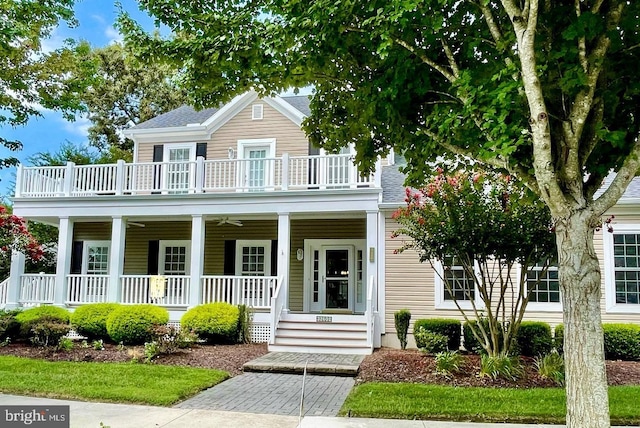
top-left (243, 146), bottom-right (269, 191)
top-left (309, 245), bottom-right (354, 312)
top-left (164, 145), bottom-right (194, 193)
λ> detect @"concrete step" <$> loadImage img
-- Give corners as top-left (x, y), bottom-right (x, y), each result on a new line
top-left (277, 321), bottom-right (366, 332)
top-left (276, 328), bottom-right (366, 339)
top-left (267, 344), bottom-right (372, 356)
top-left (280, 313), bottom-right (366, 323)
top-left (243, 351), bottom-right (368, 375)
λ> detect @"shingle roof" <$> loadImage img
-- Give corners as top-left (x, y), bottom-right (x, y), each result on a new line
top-left (132, 96), bottom-right (311, 130)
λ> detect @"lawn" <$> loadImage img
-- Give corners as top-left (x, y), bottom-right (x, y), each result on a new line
top-left (0, 356), bottom-right (228, 406)
top-left (340, 383), bottom-right (640, 425)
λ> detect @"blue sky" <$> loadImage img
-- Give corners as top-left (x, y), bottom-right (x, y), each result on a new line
top-left (0, 0), bottom-right (156, 200)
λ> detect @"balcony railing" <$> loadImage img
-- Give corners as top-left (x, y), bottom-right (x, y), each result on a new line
top-left (121, 275), bottom-right (190, 307)
top-left (0, 277), bottom-right (9, 307)
top-left (16, 154), bottom-right (379, 198)
top-left (19, 274), bottom-right (55, 305)
top-left (201, 275), bottom-right (277, 309)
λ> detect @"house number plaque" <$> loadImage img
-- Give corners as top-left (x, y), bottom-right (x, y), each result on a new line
top-left (316, 316), bottom-right (333, 323)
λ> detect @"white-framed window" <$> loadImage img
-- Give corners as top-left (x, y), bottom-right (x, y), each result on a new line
top-left (163, 143), bottom-right (196, 193)
top-left (237, 138), bottom-right (276, 191)
top-left (235, 240), bottom-right (272, 276)
top-left (252, 104), bottom-right (264, 120)
top-left (604, 225), bottom-right (640, 313)
top-left (434, 256), bottom-right (479, 309)
top-left (159, 240), bottom-right (191, 275)
top-left (82, 241), bottom-right (110, 275)
top-left (525, 262), bottom-right (562, 312)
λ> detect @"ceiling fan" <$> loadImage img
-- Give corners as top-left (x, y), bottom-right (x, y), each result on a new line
top-left (214, 217), bottom-right (243, 227)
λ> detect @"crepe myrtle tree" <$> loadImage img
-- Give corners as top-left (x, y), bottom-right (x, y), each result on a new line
top-left (393, 170), bottom-right (556, 357)
top-left (120, 1), bottom-right (640, 425)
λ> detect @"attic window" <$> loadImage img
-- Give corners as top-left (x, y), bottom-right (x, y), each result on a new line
top-left (252, 104), bottom-right (264, 120)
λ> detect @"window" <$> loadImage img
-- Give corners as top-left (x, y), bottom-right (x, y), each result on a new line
top-left (83, 242), bottom-right (110, 275)
top-left (159, 240), bottom-right (191, 275)
top-left (235, 240), bottom-right (272, 277)
top-left (604, 226), bottom-right (640, 313)
top-left (435, 256), bottom-right (478, 309)
top-left (163, 143), bottom-right (196, 193)
top-left (237, 139), bottom-right (276, 191)
top-left (527, 262), bottom-right (560, 303)
top-left (252, 104), bottom-right (264, 120)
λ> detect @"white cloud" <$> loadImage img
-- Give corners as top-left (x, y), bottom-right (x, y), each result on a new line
top-left (40, 27), bottom-right (67, 54)
top-left (62, 116), bottom-right (91, 137)
top-left (91, 14), bottom-right (106, 25)
top-left (105, 26), bottom-right (123, 45)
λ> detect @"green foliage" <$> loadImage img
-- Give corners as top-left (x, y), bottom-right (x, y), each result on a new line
top-left (27, 142), bottom-right (125, 167)
top-left (415, 330), bottom-right (448, 355)
top-left (479, 354), bottom-right (525, 381)
top-left (106, 305), bottom-right (169, 345)
top-left (514, 322), bottom-right (553, 357)
top-left (414, 318), bottom-right (461, 351)
top-left (394, 309), bottom-right (411, 350)
top-left (535, 351), bottom-right (565, 386)
top-left (463, 319), bottom-right (506, 355)
top-left (29, 317), bottom-right (71, 347)
top-left (237, 304), bottom-right (252, 344)
top-left (70, 303), bottom-right (121, 341)
top-left (181, 303), bottom-right (240, 343)
top-left (57, 336), bottom-right (74, 352)
top-left (0, 309), bottom-right (22, 341)
top-left (554, 324), bottom-right (564, 354)
top-left (603, 324), bottom-right (640, 361)
top-left (15, 306), bottom-right (70, 338)
top-left (92, 340), bottom-right (104, 351)
top-left (434, 351), bottom-right (464, 376)
top-left (143, 325), bottom-right (197, 363)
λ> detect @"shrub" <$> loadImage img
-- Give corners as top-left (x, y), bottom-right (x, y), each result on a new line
top-left (415, 329), bottom-right (448, 355)
top-left (181, 303), bottom-right (239, 343)
top-left (29, 317), bottom-right (71, 347)
top-left (514, 321), bottom-right (553, 357)
top-left (0, 309), bottom-right (21, 341)
top-left (414, 318), bottom-right (461, 350)
top-left (143, 325), bottom-right (197, 363)
top-left (535, 350), bottom-right (565, 386)
top-left (435, 351), bottom-right (464, 375)
top-left (554, 324), bottom-right (564, 354)
top-left (70, 303), bottom-right (121, 341)
top-left (106, 305), bottom-right (169, 345)
top-left (394, 309), bottom-right (411, 350)
top-left (479, 354), bottom-right (524, 380)
top-left (15, 306), bottom-right (70, 339)
top-left (237, 304), bottom-right (252, 344)
top-left (57, 337), bottom-right (74, 351)
top-left (603, 323), bottom-right (640, 361)
top-left (463, 318), bottom-right (508, 354)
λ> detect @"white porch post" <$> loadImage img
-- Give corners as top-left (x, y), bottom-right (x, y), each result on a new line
top-left (366, 210), bottom-right (380, 347)
top-left (54, 217), bottom-right (74, 306)
top-left (277, 212), bottom-right (290, 309)
top-left (108, 216), bottom-right (126, 303)
top-left (189, 215), bottom-right (205, 308)
top-left (6, 251), bottom-right (26, 308)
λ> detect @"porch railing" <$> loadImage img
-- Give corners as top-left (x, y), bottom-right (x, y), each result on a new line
top-left (16, 154), bottom-right (377, 197)
top-left (365, 275), bottom-right (375, 350)
top-left (201, 275), bottom-right (276, 308)
top-left (0, 277), bottom-right (9, 306)
top-left (269, 275), bottom-right (286, 344)
top-left (19, 274), bottom-right (55, 305)
top-left (66, 275), bottom-right (109, 304)
top-left (120, 275), bottom-right (190, 306)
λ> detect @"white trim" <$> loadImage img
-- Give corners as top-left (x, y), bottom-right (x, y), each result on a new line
top-left (159, 240), bottom-right (191, 275)
top-left (513, 263), bottom-right (562, 313)
top-left (235, 240), bottom-right (273, 276)
top-left (434, 259), bottom-right (482, 310)
top-left (252, 104), bottom-right (264, 120)
top-left (263, 96), bottom-right (306, 126)
top-left (82, 240), bottom-right (111, 275)
top-left (237, 138), bottom-right (276, 158)
top-left (603, 224), bottom-right (640, 314)
top-left (378, 212), bottom-right (386, 333)
top-left (163, 143), bottom-right (197, 162)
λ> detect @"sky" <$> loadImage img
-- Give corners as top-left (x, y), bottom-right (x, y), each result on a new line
top-left (0, 0), bottom-right (157, 200)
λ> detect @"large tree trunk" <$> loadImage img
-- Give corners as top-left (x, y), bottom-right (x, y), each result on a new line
top-left (557, 212), bottom-right (610, 428)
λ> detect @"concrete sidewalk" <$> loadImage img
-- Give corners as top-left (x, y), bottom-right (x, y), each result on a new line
top-left (0, 394), bottom-right (621, 428)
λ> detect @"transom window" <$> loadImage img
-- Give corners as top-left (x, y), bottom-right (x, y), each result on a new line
top-left (527, 262), bottom-right (560, 303)
top-left (613, 234), bottom-right (640, 304)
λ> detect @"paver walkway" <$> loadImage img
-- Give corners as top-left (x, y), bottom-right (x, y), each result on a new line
top-left (174, 372), bottom-right (354, 417)
top-left (243, 352), bottom-right (365, 375)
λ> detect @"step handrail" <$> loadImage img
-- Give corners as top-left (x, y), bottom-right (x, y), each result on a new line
top-left (270, 274), bottom-right (285, 344)
top-left (365, 275), bottom-right (375, 349)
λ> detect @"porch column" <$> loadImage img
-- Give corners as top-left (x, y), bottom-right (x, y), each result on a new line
top-left (54, 217), bottom-right (74, 306)
top-left (366, 210), bottom-right (380, 347)
top-left (108, 216), bottom-right (126, 303)
top-left (6, 251), bottom-right (26, 308)
top-left (189, 215), bottom-right (205, 307)
top-left (277, 212), bottom-right (290, 308)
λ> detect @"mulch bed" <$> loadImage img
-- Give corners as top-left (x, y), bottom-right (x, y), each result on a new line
top-left (2, 343), bottom-right (640, 387)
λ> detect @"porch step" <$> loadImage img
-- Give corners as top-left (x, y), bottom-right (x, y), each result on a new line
top-left (243, 351), bottom-right (366, 375)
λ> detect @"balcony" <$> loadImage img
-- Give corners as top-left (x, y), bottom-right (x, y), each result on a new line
top-left (15, 154), bottom-right (379, 198)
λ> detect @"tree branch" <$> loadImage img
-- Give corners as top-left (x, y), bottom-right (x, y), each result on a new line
top-left (477, 1), bottom-right (505, 46)
top-left (393, 38), bottom-right (456, 83)
top-left (575, 0), bottom-right (588, 73)
top-left (441, 39), bottom-right (460, 79)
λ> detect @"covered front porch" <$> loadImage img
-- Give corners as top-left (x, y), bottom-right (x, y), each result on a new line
top-left (3, 215), bottom-right (381, 353)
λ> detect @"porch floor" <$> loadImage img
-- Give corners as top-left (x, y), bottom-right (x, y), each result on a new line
top-left (243, 352), bottom-right (365, 376)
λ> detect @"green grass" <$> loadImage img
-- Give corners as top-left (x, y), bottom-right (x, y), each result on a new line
top-left (340, 383), bottom-right (640, 425)
top-left (0, 356), bottom-right (228, 406)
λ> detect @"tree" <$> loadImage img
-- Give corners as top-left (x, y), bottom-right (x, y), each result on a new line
top-left (119, 1), bottom-right (640, 426)
top-left (0, 205), bottom-right (43, 271)
top-left (27, 141), bottom-right (128, 167)
top-left (80, 43), bottom-right (188, 153)
top-left (0, 0), bottom-right (92, 168)
top-left (393, 170), bottom-right (555, 357)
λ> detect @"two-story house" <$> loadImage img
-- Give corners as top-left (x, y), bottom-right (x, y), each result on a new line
top-left (5, 90), bottom-right (640, 353)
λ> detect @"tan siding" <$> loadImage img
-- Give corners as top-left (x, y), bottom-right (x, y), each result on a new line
top-left (73, 222), bottom-right (111, 241)
top-left (289, 219), bottom-right (366, 311)
top-left (136, 100), bottom-right (308, 163)
top-left (123, 222), bottom-right (191, 274)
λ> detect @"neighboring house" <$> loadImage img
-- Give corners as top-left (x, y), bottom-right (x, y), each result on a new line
top-left (4, 90), bottom-right (640, 353)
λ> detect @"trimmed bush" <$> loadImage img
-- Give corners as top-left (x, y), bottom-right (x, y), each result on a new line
top-left (603, 323), bottom-right (640, 361)
top-left (15, 306), bottom-right (70, 339)
top-left (106, 305), bottom-right (169, 345)
top-left (414, 318), bottom-right (461, 351)
top-left (29, 317), bottom-right (70, 347)
top-left (554, 324), bottom-right (564, 354)
top-left (181, 303), bottom-right (239, 343)
top-left (514, 321), bottom-right (553, 357)
top-left (70, 303), bottom-right (121, 341)
top-left (0, 309), bottom-right (22, 341)
top-left (394, 309), bottom-right (411, 350)
top-left (415, 330), bottom-right (448, 355)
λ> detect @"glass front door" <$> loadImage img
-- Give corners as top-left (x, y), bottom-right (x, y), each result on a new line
top-left (324, 249), bottom-right (350, 309)
top-left (243, 146), bottom-right (269, 190)
top-left (308, 245), bottom-right (354, 312)
top-left (166, 147), bottom-right (192, 193)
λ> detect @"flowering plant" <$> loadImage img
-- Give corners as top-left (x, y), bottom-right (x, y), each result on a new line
top-left (0, 206), bottom-right (43, 263)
